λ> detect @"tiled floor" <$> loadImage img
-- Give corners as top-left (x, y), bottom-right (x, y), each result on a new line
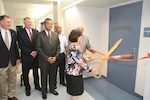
top-left (15, 71), bottom-right (94, 100)
top-left (15, 67), bottom-right (142, 100)
top-left (84, 77), bottom-right (143, 100)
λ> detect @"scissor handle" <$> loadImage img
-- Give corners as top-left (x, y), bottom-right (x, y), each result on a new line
top-left (83, 51), bottom-right (103, 61)
top-left (83, 51), bottom-right (94, 61)
top-left (92, 68), bottom-right (103, 78)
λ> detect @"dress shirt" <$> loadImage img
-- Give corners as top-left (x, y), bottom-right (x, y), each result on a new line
top-left (58, 34), bottom-right (68, 53)
top-left (44, 30), bottom-right (52, 37)
top-left (0, 27), bottom-right (12, 48)
top-left (25, 28), bottom-right (33, 40)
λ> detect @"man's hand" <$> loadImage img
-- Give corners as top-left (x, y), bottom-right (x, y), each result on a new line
top-left (92, 68), bottom-right (96, 74)
top-left (51, 57), bottom-right (56, 62)
top-left (16, 59), bottom-right (20, 65)
top-left (16, 59), bottom-right (20, 71)
top-left (31, 51), bottom-right (37, 58)
top-left (47, 57), bottom-right (56, 64)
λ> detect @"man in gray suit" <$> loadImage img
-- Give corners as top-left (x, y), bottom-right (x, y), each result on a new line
top-left (36, 18), bottom-right (60, 99)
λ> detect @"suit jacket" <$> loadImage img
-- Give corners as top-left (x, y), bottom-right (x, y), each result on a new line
top-left (17, 28), bottom-right (38, 63)
top-left (36, 30), bottom-right (60, 66)
top-left (0, 29), bottom-right (20, 68)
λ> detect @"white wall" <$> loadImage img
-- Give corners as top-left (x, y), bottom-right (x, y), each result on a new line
top-left (63, 6), bottom-right (109, 77)
top-left (0, 0), bottom-right (4, 15)
top-left (140, 0), bottom-right (150, 99)
top-left (0, 0), bottom-right (15, 30)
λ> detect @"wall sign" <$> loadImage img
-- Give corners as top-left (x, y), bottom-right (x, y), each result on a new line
top-left (144, 27), bottom-right (150, 37)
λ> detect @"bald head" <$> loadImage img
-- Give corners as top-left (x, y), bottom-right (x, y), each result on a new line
top-left (76, 25), bottom-right (84, 35)
top-left (54, 24), bottom-right (62, 35)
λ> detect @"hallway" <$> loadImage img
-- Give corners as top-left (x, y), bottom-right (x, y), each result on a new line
top-left (15, 71), bottom-right (94, 100)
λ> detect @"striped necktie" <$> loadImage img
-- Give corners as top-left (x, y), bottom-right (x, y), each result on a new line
top-left (29, 29), bottom-right (32, 41)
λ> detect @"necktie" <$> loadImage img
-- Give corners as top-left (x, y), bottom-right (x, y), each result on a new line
top-left (48, 32), bottom-right (53, 45)
top-left (48, 32), bottom-right (52, 38)
top-left (5, 31), bottom-right (9, 49)
top-left (29, 29), bottom-right (32, 41)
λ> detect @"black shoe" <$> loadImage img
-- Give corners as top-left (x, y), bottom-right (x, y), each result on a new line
top-left (26, 90), bottom-right (31, 96)
top-left (8, 97), bottom-right (18, 100)
top-left (60, 83), bottom-right (66, 86)
top-left (35, 87), bottom-right (42, 91)
top-left (50, 90), bottom-right (59, 95)
top-left (42, 93), bottom-right (47, 99)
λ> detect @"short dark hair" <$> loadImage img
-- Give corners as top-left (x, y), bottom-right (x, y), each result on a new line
top-left (23, 17), bottom-right (31, 21)
top-left (69, 29), bottom-right (82, 42)
top-left (43, 18), bottom-right (53, 25)
top-left (0, 15), bottom-right (10, 21)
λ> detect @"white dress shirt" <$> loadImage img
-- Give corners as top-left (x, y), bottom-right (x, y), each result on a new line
top-left (44, 30), bottom-right (52, 37)
top-left (58, 34), bottom-right (68, 53)
top-left (0, 27), bottom-right (12, 49)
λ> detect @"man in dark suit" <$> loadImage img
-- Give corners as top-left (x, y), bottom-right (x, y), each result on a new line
top-left (36, 18), bottom-right (60, 99)
top-left (0, 15), bottom-right (20, 100)
top-left (17, 17), bottom-right (41, 96)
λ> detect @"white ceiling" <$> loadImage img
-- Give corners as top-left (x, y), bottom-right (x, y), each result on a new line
top-left (3, 0), bottom-right (134, 19)
top-left (78, 0), bottom-right (135, 7)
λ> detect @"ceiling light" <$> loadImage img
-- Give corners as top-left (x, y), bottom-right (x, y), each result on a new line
top-left (32, 4), bottom-right (52, 18)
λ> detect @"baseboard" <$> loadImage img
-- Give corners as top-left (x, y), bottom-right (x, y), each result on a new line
top-left (134, 93), bottom-right (143, 99)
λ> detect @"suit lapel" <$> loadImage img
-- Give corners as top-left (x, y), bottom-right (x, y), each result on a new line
top-left (43, 31), bottom-right (52, 46)
top-left (0, 31), bottom-right (7, 48)
top-left (31, 29), bottom-right (37, 42)
top-left (9, 30), bottom-right (16, 50)
top-left (0, 31), bottom-right (4, 43)
top-left (9, 30), bottom-right (13, 49)
top-left (31, 29), bottom-right (35, 40)
top-left (0, 30), bottom-right (12, 50)
top-left (49, 32), bottom-right (53, 45)
top-left (24, 28), bottom-right (31, 42)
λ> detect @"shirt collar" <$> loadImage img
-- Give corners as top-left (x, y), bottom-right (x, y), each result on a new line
top-left (0, 27), bottom-right (9, 33)
top-left (45, 30), bottom-right (51, 36)
top-left (25, 28), bottom-right (32, 33)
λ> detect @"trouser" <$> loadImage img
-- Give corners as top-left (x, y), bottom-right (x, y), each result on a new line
top-left (58, 53), bottom-right (66, 84)
top-left (40, 61), bottom-right (58, 94)
top-left (48, 62), bottom-right (58, 91)
top-left (22, 61), bottom-right (40, 91)
top-left (0, 63), bottom-right (16, 100)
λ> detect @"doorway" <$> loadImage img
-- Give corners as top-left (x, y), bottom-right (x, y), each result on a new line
top-left (107, 1), bottom-right (143, 94)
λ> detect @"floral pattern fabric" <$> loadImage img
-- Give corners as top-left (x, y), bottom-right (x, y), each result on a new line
top-left (65, 43), bottom-right (92, 76)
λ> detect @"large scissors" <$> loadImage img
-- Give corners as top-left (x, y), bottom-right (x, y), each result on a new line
top-left (83, 38), bottom-right (123, 78)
